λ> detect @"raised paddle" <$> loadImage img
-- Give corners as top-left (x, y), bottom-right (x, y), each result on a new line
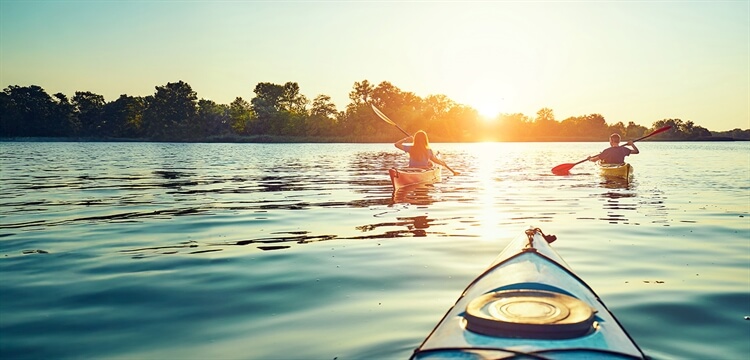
top-left (551, 125), bottom-right (672, 175)
top-left (371, 104), bottom-right (460, 176)
top-left (371, 104), bottom-right (411, 137)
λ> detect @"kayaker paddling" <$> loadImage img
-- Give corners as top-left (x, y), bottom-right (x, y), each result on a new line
top-left (551, 125), bottom-right (670, 175)
top-left (588, 133), bottom-right (639, 164)
top-left (394, 130), bottom-right (459, 175)
top-left (371, 104), bottom-right (459, 189)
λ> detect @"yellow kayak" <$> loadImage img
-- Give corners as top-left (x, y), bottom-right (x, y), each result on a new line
top-left (598, 162), bottom-right (633, 181)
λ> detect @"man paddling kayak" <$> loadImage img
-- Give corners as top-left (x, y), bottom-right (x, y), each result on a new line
top-left (552, 125), bottom-right (669, 175)
top-left (588, 133), bottom-right (639, 164)
top-left (394, 130), bottom-right (459, 175)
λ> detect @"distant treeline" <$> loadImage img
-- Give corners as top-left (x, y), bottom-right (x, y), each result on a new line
top-left (1, 80), bottom-right (748, 142)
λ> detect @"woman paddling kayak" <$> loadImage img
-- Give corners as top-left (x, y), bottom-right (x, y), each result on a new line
top-left (394, 130), bottom-right (459, 175)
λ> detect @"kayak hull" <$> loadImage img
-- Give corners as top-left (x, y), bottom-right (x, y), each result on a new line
top-left (599, 163), bottom-right (633, 181)
top-left (410, 228), bottom-right (645, 359)
top-left (389, 167), bottom-right (441, 191)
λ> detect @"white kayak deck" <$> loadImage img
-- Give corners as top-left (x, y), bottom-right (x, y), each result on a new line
top-left (411, 228), bottom-right (645, 359)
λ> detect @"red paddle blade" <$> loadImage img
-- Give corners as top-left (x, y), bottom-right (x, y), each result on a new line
top-left (652, 125), bottom-right (672, 134)
top-left (634, 125), bottom-right (672, 142)
top-left (551, 163), bottom-right (575, 175)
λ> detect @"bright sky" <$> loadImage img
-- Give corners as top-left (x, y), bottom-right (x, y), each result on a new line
top-left (1, 1), bottom-right (748, 131)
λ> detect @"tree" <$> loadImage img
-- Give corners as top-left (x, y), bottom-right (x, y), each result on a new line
top-left (650, 118), bottom-right (712, 140)
top-left (142, 81), bottom-right (198, 140)
top-left (252, 82), bottom-right (285, 112)
top-left (608, 121), bottom-right (627, 138)
top-left (307, 94), bottom-right (338, 136)
top-left (73, 91), bottom-right (106, 136)
top-left (52, 93), bottom-right (78, 136)
top-left (348, 80), bottom-right (374, 107)
top-left (557, 117), bottom-right (578, 138)
top-left (280, 82), bottom-right (308, 114)
top-left (713, 128), bottom-right (750, 140)
top-left (342, 80), bottom-right (377, 137)
top-left (101, 95), bottom-right (145, 138)
top-left (372, 81), bottom-right (421, 111)
top-left (680, 120), bottom-right (711, 139)
top-left (533, 107), bottom-right (559, 139)
top-left (624, 121), bottom-right (648, 140)
top-left (0, 85), bottom-right (57, 137)
top-left (579, 114), bottom-right (608, 138)
top-left (197, 99), bottom-right (231, 137)
top-left (279, 82), bottom-right (309, 136)
top-left (251, 82), bottom-right (287, 135)
top-left (536, 108), bottom-right (555, 122)
top-left (422, 94), bottom-right (459, 138)
top-left (371, 81), bottom-right (421, 135)
top-left (444, 104), bottom-right (481, 141)
top-left (229, 97), bottom-right (253, 135)
top-left (498, 113), bottom-right (531, 141)
top-left (652, 119), bottom-right (684, 139)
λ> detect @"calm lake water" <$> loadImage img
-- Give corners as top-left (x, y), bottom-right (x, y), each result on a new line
top-left (1, 141), bottom-right (748, 360)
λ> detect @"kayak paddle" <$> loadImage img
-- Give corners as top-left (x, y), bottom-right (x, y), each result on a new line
top-left (551, 125), bottom-right (672, 175)
top-left (371, 104), bottom-right (460, 176)
top-left (371, 104), bottom-right (410, 137)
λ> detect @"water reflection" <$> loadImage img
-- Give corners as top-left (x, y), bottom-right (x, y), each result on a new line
top-left (120, 230), bottom-right (343, 258)
top-left (596, 178), bottom-right (637, 224)
top-left (391, 185), bottom-right (437, 206)
top-left (599, 177), bottom-right (632, 190)
top-left (119, 211), bottom-right (444, 257)
top-left (354, 215), bottom-right (440, 238)
top-left (0, 142), bottom-right (677, 254)
top-left (2, 142), bottom-right (748, 360)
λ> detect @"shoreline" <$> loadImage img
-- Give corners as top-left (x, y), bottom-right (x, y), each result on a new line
top-left (1, 136), bottom-right (745, 143)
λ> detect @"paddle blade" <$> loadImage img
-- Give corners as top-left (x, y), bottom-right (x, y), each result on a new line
top-left (371, 104), bottom-right (396, 126)
top-left (648, 125), bottom-right (672, 137)
top-left (551, 163), bottom-right (575, 175)
top-left (371, 104), bottom-right (411, 137)
top-left (634, 125), bottom-right (672, 142)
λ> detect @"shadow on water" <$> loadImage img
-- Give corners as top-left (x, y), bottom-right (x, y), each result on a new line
top-left (390, 184), bottom-right (438, 206)
top-left (119, 212), bottom-right (447, 258)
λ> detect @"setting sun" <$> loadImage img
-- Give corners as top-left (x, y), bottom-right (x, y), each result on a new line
top-left (474, 102), bottom-right (503, 120)
top-left (469, 94), bottom-right (509, 121)
top-left (460, 84), bottom-right (510, 121)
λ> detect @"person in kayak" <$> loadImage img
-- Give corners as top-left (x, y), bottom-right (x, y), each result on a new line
top-left (587, 133), bottom-right (639, 164)
top-left (395, 130), bottom-right (459, 175)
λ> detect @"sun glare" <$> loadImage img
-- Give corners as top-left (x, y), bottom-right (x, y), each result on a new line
top-left (475, 102), bottom-right (503, 120)
top-left (469, 94), bottom-right (508, 121)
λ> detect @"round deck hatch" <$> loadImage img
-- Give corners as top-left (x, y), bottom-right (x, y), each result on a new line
top-left (464, 289), bottom-right (596, 339)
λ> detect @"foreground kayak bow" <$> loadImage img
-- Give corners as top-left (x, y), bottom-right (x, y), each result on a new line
top-left (411, 227), bottom-right (646, 359)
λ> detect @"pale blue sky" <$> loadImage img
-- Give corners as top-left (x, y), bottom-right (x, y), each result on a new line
top-left (1, 0), bottom-right (748, 131)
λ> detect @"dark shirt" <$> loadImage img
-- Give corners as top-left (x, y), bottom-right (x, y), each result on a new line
top-left (599, 146), bottom-right (632, 164)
